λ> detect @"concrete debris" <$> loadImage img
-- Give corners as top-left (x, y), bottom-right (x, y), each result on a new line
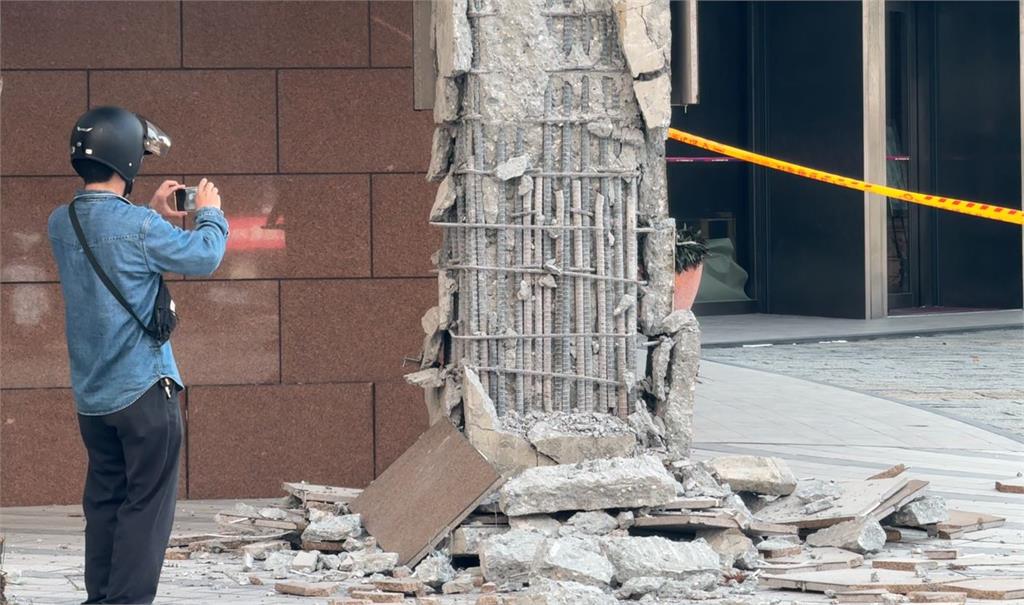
top-left (662, 322), bottom-right (700, 456)
top-left (463, 367), bottom-right (555, 476)
top-left (649, 336), bottom-right (673, 401)
top-left (494, 155), bottom-right (530, 181)
top-left (795, 479), bottom-right (844, 503)
top-left (632, 74), bottom-right (673, 129)
top-left (890, 496), bottom-right (949, 527)
top-left (806, 517), bottom-right (887, 554)
top-left (302, 514), bottom-right (362, 543)
top-left (602, 536), bottom-right (720, 583)
top-left (433, 76), bottom-right (461, 124)
top-left (241, 540), bottom-right (291, 560)
top-left (519, 579), bottom-right (619, 605)
top-left (426, 126), bottom-right (454, 182)
top-left (429, 174), bottom-right (458, 221)
top-left (291, 550), bottom-right (319, 573)
top-left (707, 455), bottom-right (798, 496)
top-left (531, 536), bottom-right (615, 587)
top-left (526, 413), bottom-right (637, 464)
top-left (612, 0), bottom-right (670, 77)
top-left (696, 528), bottom-right (760, 570)
top-left (614, 572), bottom-right (721, 600)
top-left (561, 511), bottom-right (619, 537)
top-left (509, 514), bottom-right (561, 537)
top-left (617, 511), bottom-right (636, 529)
top-left (640, 218), bottom-right (677, 333)
top-left (433, 0), bottom-right (471, 78)
top-left (441, 572), bottom-right (477, 594)
top-left (499, 455), bottom-right (678, 516)
top-left (451, 525), bottom-right (508, 556)
top-left (627, 407), bottom-right (667, 450)
top-left (659, 309), bottom-right (700, 335)
top-left (350, 550), bottom-right (400, 575)
top-left (478, 529), bottom-right (547, 586)
top-left (413, 552), bottom-right (456, 589)
top-left (673, 460), bottom-right (731, 499)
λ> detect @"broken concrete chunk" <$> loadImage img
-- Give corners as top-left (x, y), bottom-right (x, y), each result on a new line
top-left (429, 173), bottom-right (458, 221)
top-left (649, 337), bottom-right (673, 401)
top-left (290, 550), bottom-right (319, 573)
top-left (302, 513), bottom-right (362, 543)
top-left (441, 572), bottom-right (477, 594)
top-left (499, 455), bottom-right (678, 516)
top-left (451, 525), bottom-right (507, 556)
top-left (603, 536), bottom-right (720, 583)
top-left (413, 552), bottom-right (457, 589)
top-left (351, 550), bottom-right (400, 574)
top-left (632, 74), bottom-right (672, 129)
top-left (612, 0), bottom-right (669, 77)
top-left (241, 540), bottom-right (291, 561)
top-left (795, 479), bottom-right (844, 503)
top-left (509, 514), bottom-right (561, 537)
top-left (494, 155), bottom-right (530, 181)
top-left (274, 580), bottom-right (339, 597)
top-left (626, 407), bottom-right (666, 450)
top-left (478, 529), bottom-right (547, 586)
top-left (433, 0), bottom-right (472, 78)
top-left (433, 76), bottom-right (461, 124)
top-left (264, 550), bottom-right (297, 572)
top-left (517, 580), bottom-right (618, 605)
top-left (890, 496), bottom-right (949, 527)
top-left (561, 511), bottom-right (618, 537)
top-left (658, 309), bottom-right (700, 335)
top-left (706, 455), bottom-right (797, 496)
top-left (640, 218), bottom-right (676, 333)
top-left (614, 573), bottom-right (720, 601)
top-left (463, 367), bottom-right (555, 476)
top-left (426, 126), bottom-right (455, 182)
top-left (531, 536), bottom-right (614, 587)
top-left (526, 413), bottom-right (637, 464)
top-left (696, 528), bottom-right (759, 570)
top-left (806, 518), bottom-right (887, 554)
top-left (663, 324), bottom-right (700, 457)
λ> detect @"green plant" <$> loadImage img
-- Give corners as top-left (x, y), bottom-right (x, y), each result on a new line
top-left (674, 224), bottom-right (710, 273)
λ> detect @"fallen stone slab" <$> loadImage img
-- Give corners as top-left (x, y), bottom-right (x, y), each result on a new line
top-left (241, 540), bottom-right (292, 560)
top-left (499, 455), bottom-right (678, 516)
top-left (806, 518), bottom-right (887, 554)
top-left (290, 549), bottom-right (319, 572)
top-left (602, 536), bottom-right (720, 583)
top-left (531, 536), bottom-right (614, 587)
top-left (706, 455), bottom-right (797, 496)
top-left (890, 496), bottom-right (949, 527)
top-left (479, 529), bottom-right (547, 586)
top-left (275, 580), bottom-right (340, 597)
top-left (995, 478), bottom-right (1024, 494)
top-left (348, 590), bottom-right (404, 603)
top-left (518, 579), bottom-right (619, 605)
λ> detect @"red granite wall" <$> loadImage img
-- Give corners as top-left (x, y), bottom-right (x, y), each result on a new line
top-left (0, 1), bottom-right (436, 505)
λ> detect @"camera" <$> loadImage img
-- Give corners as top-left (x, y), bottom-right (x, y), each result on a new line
top-left (174, 187), bottom-right (198, 212)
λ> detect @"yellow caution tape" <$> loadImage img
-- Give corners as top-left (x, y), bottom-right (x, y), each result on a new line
top-left (667, 128), bottom-right (1023, 226)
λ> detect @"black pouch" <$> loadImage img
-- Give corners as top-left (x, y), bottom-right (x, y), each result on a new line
top-left (69, 201), bottom-right (178, 345)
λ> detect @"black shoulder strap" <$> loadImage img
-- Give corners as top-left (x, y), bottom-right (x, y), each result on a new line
top-left (68, 200), bottom-right (156, 338)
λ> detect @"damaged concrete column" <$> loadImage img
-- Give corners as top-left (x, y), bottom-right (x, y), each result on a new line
top-left (413, 0), bottom-right (694, 460)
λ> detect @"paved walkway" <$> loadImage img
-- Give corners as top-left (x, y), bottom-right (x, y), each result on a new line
top-left (2, 358), bottom-right (1023, 603)
top-left (699, 309), bottom-right (1023, 347)
top-left (704, 328), bottom-right (1024, 439)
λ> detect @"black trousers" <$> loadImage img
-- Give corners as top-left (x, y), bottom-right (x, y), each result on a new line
top-left (77, 380), bottom-right (182, 605)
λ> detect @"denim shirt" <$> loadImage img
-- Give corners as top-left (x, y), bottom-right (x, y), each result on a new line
top-left (48, 190), bottom-right (229, 415)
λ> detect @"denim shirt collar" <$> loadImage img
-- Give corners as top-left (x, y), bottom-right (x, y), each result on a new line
top-left (73, 189), bottom-right (133, 205)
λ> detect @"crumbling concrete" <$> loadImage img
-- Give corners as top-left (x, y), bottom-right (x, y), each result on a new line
top-left (806, 518), bottom-right (887, 554)
top-left (602, 536), bottom-right (720, 583)
top-left (531, 536), bottom-right (614, 587)
top-left (662, 311), bottom-right (701, 456)
top-left (478, 529), bottom-right (546, 587)
top-left (696, 528), bottom-right (759, 570)
top-left (509, 514), bottom-right (561, 537)
top-left (561, 511), bottom-right (618, 537)
top-left (422, 0), bottom-right (685, 435)
top-left (301, 513), bottom-right (361, 543)
top-left (526, 413), bottom-right (637, 464)
top-left (707, 455), bottom-right (798, 496)
top-left (889, 496), bottom-right (949, 527)
top-left (413, 553), bottom-right (456, 589)
top-left (519, 580), bottom-right (619, 605)
top-left (499, 455), bottom-right (678, 516)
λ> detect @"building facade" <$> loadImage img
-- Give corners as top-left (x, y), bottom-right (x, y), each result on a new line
top-left (1, 0), bottom-right (1022, 506)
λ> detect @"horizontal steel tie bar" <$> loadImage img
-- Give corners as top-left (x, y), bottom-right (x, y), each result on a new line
top-left (437, 264), bottom-right (647, 285)
top-left (431, 221), bottom-right (654, 233)
top-left (468, 365), bottom-right (626, 386)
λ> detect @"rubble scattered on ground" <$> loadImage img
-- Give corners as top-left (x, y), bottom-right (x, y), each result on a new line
top-left (174, 446), bottom-right (1019, 603)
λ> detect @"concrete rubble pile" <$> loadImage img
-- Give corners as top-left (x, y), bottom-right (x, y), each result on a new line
top-left (178, 449), bottom-right (1020, 604)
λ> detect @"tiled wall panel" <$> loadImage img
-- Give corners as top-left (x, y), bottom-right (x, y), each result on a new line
top-left (0, 1), bottom-right (437, 505)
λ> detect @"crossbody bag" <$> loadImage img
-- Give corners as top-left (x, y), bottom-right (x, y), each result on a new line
top-left (69, 200), bottom-right (178, 345)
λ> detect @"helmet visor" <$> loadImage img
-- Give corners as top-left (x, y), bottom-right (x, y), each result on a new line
top-left (141, 117), bottom-right (172, 156)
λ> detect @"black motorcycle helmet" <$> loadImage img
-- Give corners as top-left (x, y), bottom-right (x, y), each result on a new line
top-left (69, 106), bottom-right (171, 195)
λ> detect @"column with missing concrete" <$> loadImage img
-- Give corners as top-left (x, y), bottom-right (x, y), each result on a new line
top-left (413, 0), bottom-right (697, 470)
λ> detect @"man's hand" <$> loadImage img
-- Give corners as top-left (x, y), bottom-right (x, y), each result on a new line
top-left (196, 178), bottom-right (221, 211)
top-left (149, 180), bottom-right (186, 220)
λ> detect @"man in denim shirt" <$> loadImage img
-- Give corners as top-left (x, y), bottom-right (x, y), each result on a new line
top-left (48, 106), bottom-right (229, 604)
